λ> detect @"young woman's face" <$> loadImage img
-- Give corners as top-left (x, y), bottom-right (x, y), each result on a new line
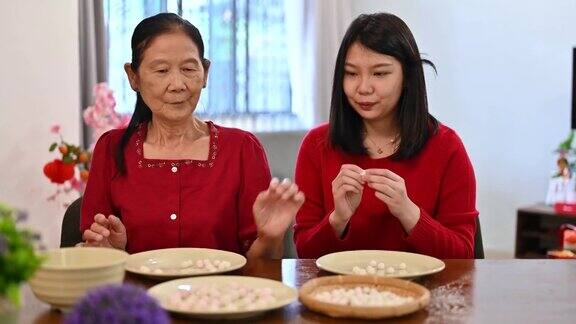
top-left (125, 31), bottom-right (208, 122)
top-left (343, 42), bottom-right (404, 123)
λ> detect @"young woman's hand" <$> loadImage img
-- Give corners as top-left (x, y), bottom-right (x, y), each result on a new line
top-left (253, 178), bottom-right (305, 241)
top-left (329, 164), bottom-right (365, 234)
top-left (81, 214), bottom-right (127, 250)
top-left (365, 168), bottom-right (420, 232)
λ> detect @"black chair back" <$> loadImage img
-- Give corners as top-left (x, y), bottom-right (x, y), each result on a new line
top-left (475, 217), bottom-right (484, 259)
top-left (60, 197), bottom-right (83, 247)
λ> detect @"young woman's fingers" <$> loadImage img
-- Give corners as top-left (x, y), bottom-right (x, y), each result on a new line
top-left (337, 184), bottom-right (361, 195)
top-left (340, 174), bottom-right (364, 191)
top-left (369, 182), bottom-right (395, 197)
top-left (366, 174), bottom-right (404, 192)
top-left (341, 164), bottom-right (365, 175)
top-left (340, 167), bottom-right (365, 183)
top-left (375, 191), bottom-right (393, 203)
top-left (364, 173), bottom-right (385, 184)
top-left (365, 168), bottom-right (403, 182)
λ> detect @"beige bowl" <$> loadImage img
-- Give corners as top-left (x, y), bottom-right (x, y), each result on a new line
top-left (28, 247), bottom-right (129, 311)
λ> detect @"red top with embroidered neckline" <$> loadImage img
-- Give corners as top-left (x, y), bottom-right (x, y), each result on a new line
top-left (80, 121), bottom-right (271, 254)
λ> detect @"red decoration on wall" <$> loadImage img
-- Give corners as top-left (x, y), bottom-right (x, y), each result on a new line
top-left (43, 159), bottom-right (75, 184)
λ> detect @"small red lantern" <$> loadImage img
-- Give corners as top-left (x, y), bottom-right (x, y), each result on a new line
top-left (43, 159), bottom-right (75, 184)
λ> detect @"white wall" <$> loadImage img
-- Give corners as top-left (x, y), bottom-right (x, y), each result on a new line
top-left (0, 1), bottom-right (80, 249)
top-left (352, 0), bottom-right (576, 255)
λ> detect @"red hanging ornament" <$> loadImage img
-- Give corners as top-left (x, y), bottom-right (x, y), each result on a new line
top-left (43, 159), bottom-right (75, 184)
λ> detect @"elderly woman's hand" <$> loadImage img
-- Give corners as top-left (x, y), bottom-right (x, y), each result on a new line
top-left (253, 178), bottom-right (305, 241)
top-left (81, 214), bottom-right (127, 250)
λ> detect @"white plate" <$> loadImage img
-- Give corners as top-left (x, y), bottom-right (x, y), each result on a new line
top-left (148, 275), bottom-right (298, 319)
top-left (316, 250), bottom-right (445, 279)
top-left (125, 248), bottom-right (246, 278)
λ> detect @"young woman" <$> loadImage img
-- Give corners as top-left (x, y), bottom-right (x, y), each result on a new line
top-left (294, 13), bottom-right (478, 259)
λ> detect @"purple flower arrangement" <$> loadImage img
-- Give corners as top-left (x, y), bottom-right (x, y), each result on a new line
top-left (64, 284), bottom-right (169, 324)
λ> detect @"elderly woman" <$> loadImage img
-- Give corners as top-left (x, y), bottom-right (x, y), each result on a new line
top-left (80, 13), bottom-right (304, 259)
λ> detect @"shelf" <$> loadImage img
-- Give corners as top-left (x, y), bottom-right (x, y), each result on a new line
top-left (515, 205), bottom-right (576, 258)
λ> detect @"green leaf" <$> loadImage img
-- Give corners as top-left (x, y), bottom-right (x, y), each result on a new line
top-left (0, 203), bottom-right (12, 218)
top-left (6, 283), bottom-right (20, 306)
top-left (558, 130), bottom-right (575, 151)
top-left (0, 205), bottom-right (43, 298)
top-left (49, 143), bottom-right (58, 152)
top-left (62, 156), bottom-right (74, 164)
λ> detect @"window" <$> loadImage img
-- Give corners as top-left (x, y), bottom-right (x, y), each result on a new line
top-left (104, 0), bottom-right (302, 131)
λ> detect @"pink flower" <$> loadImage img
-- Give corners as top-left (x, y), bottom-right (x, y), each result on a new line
top-left (83, 83), bottom-right (130, 146)
top-left (83, 108), bottom-right (97, 127)
top-left (120, 114), bottom-right (131, 128)
top-left (50, 125), bottom-right (61, 134)
top-left (69, 176), bottom-right (86, 193)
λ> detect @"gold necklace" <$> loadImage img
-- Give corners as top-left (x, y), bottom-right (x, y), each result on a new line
top-left (365, 134), bottom-right (398, 155)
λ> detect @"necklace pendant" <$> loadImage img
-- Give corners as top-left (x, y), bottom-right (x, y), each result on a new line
top-left (377, 148), bottom-right (383, 154)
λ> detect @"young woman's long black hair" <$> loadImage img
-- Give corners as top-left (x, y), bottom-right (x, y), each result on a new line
top-left (115, 13), bottom-right (208, 174)
top-left (329, 12), bottom-right (438, 159)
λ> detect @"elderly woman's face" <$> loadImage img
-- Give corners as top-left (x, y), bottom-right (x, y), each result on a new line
top-left (125, 31), bottom-right (207, 122)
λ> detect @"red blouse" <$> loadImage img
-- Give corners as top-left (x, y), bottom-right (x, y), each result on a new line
top-left (294, 123), bottom-right (478, 259)
top-left (80, 122), bottom-right (271, 254)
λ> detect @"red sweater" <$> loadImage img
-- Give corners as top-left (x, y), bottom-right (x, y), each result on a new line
top-left (294, 124), bottom-right (478, 259)
top-left (80, 122), bottom-right (271, 254)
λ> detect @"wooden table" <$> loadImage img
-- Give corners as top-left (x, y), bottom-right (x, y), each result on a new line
top-left (19, 259), bottom-right (576, 323)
